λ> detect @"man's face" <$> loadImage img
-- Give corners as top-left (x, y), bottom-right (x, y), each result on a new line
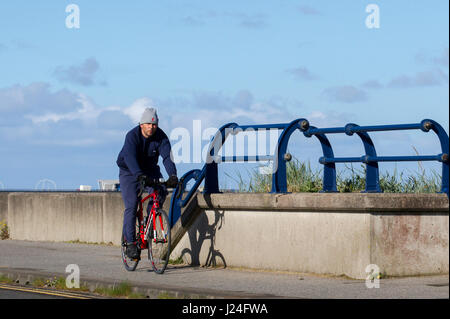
top-left (140, 123), bottom-right (157, 138)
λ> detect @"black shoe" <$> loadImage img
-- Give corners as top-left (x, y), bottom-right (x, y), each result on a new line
top-left (126, 242), bottom-right (140, 259)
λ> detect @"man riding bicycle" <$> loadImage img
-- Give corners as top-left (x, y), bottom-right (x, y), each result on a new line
top-left (116, 107), bottom-right (178, 259)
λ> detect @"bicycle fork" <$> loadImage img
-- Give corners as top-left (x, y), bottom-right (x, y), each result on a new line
top-left (145, 212), bottom-right (168, 244)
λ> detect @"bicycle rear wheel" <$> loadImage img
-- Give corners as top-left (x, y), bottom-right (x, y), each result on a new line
top-left (148, 209), bottom-right (171, 274)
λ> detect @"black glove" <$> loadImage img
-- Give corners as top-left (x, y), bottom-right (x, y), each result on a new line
top-left (166, 175), bottom-right (178, 188)
top-left (139, 175), bottom-right (159, 187)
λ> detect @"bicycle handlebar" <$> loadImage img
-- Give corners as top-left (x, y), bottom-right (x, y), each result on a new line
top-left (138, 177), bottom-right (180, 197)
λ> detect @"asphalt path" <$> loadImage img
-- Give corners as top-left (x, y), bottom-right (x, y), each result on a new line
top-left (0, 240), bottom-right (448, 299)
top-left (0, 284), bottom-right (91, 299)
top-left (0, 286), bottom-right (66, 299)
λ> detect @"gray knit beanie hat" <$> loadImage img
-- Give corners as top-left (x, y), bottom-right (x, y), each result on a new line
top-left (140, 107), bottom-right (158, 125)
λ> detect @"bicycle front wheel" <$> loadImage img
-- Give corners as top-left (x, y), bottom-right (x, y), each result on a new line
top-left (148, 209), bottom-right (171, 274)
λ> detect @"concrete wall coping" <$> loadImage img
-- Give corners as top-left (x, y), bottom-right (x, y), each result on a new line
top-left (4, 191), bottom-right (449, 213)
top-left (196, 193), bottom-right (449, 213)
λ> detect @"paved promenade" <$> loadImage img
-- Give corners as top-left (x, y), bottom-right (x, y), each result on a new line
top-left (0, 240), bottom-right (448, 299)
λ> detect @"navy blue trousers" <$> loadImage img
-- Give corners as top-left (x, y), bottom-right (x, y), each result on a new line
top-left (119, 169), bottom-right (167, 243)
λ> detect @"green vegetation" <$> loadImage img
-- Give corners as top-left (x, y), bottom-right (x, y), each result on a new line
top-left (230, 156), bottom-right (441, 193)
top-left (2, 274), bottom-right (145, 299)
top-left (0, 274), bottom-right (14, 284)
top-left (94, 282), bottom-right (145, 299)
top-left (0, 220), bottom-right (9, 240)
top-left (169, 256), bottom-right (185, 265)
top-left (31, 277), bottom-right (46, 287)
top-left (157, 291), bottom-right (176, 299)
top-left (32, 276), bottom-right (90, 292)
top-left (63, 240), bottom-right (115, 246)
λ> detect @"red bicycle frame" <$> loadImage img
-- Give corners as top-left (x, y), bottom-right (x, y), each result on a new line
top-left (137, 189), bottom-right (167, 249)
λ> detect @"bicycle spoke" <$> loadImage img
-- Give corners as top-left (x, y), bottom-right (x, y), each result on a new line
top-left (148, 210), bottom-right (171, 274)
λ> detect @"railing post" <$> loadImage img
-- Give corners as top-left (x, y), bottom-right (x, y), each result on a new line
top-left (203, 123), bottom-right (238, 194)
top-left (204, 162), bottom-right (219, 193)
top-left (271, 118), bottom-right (309, 193)
top-left (345, 123), bottom-right (381, 193)
top-left (421, 119), bottom-right (449, 197)
top-left (169, 169), bottom-right (202, 227)
top-left (304, 126), bottom-right (337, 192)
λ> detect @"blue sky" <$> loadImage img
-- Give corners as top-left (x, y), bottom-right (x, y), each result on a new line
top-left (0, 1), bottom-right (448, 190)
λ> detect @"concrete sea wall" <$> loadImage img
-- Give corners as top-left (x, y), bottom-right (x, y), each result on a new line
top-left (2, 191), bottom-right (448, 279)
top-left (172, 193), bottom-right (448, 279)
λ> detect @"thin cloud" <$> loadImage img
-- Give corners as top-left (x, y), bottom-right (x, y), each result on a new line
top-left (123, 97), bottom-right (157, 123)
top-left (180, 10), bottom-right (268, 29)
top-left (221, 12), bottom-right (268, 29)
top-left (180, 9), bottom-right (218, 26)
top-left (388, 69), bottom-right (448, 88)
top-left (416, 48), bottom-right (449, 68)
top-left (233, 90), bottom-right (254, 109)
top-left (28, 94), bottom-right (100, 125)
top-left (181, 16), bottom-right (205, 26)
top-left (11, 40), bottom-right (35, 50)
top-left (307, 110), bottom-right (356, 128)
top-left (0, 83), bottom-right (304, 147)
top-left (0, 40), bottom-right (35, 52)
top-left (97, 110), bottom-right (134, 130)
top-left (361, 80), bottom-right (383, 89)
top-left (238, 14), bottom-right (268, 29)
top-left (433, 48), bottom-right (449, 67)
top-left (297, 5), bottom-right (321, 15)
top-left (322, 85), bottom-right (368, 103)
top-left (53, 57), bottom-right (105, 87)
top-left (0, 82), bottom-right (81, 114)
top-left (156, 90), bottom-right (300, 129)
top-left (286, 67), bottom-right (318, 81)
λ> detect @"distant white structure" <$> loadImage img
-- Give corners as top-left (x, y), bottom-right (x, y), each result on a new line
top-left (98, 179), bottom-right (120, 191)
top-left (79, 185), bottom-right (92, 191)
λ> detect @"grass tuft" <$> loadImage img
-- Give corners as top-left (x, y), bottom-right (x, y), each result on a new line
top-left (231, 156), bottom-right (441, 193)
top-left (94, 282), bottom-right (145, 299)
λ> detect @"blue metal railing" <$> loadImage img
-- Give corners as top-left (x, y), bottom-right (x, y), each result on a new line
top-left (168, 118), bottom-right (449, 226)
top-left (303, 119), bottom-right (449, 195)
top-left (168, 118), bottom-right (309, 226)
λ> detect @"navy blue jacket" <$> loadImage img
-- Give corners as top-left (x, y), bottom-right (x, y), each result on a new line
top-left (116, 126), bottom-right (177, 180)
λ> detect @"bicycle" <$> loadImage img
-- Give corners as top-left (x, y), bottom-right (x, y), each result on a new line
top-left (121, 178), bottom-right (172, 274)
